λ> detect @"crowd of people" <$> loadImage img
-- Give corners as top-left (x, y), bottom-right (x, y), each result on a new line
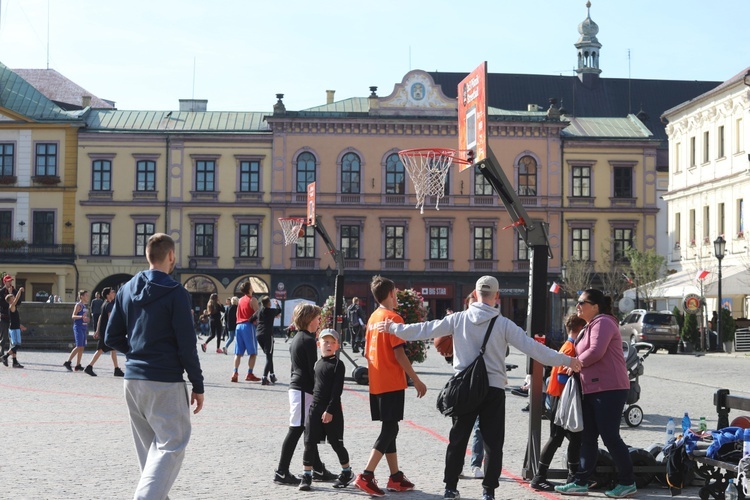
top-left (2, 253), bottom-right (641, 500)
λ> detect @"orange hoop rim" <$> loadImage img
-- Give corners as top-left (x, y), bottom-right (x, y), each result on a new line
top-left (278, 217), bottom-right (308, 225)
top-left (398, 148), bottom-right (474, 165)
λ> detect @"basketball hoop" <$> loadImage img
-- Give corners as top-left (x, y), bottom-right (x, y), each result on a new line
top-left (398, 148), bottom-right (473, 214)
top-left (278, 217), bottom-right (307, 246)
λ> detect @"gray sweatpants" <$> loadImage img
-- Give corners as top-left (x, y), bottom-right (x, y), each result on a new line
top-left (124, 379), bottom-right (191, 500)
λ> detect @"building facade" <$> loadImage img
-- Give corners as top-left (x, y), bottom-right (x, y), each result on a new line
top-left (663, 68), bottom-right (750, 317)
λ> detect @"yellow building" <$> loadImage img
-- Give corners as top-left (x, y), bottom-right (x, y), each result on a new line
top-left (76, 100), bottom-right (272, 311)
top-left (0, 62), bottom-right (84, 301)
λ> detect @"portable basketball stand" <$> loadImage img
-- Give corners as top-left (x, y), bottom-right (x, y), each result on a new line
top-left (399, 62), bottom-right (555, 481)
top-left (278, 184), bottom-right (368, 386)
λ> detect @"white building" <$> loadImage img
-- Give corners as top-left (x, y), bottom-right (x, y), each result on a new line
top-left (662, 67), bottom-right (750, 318)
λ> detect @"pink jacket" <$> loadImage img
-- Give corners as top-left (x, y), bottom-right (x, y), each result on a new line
top-left (575, 314), bottom-right (629, 395)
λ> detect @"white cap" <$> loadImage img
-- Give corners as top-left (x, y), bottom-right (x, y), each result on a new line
top-left (475, 275), bottom-right (499, 295)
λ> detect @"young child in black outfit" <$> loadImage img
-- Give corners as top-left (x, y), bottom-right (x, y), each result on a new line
top-left (299, 328), bottom-right (352, 491)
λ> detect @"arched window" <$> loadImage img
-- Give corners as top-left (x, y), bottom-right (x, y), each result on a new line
top-left (296, 152), bottom-right (316, 193)
top-left (518, 156), bottom-right (537, 196)
top-left (341, 152), bottom-right (361, 194)
top-left (385, 153), bottom-right (405, 194)
top-left (293, 284), bottom-right (319, 302)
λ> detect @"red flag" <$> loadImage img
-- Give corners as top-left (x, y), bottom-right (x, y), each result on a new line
top-left (549, 282), bottom-right (561, 294)
top-left (696, 270), bottom-right (710, 280)
top-left (622, 273), bottom-right (634, 285)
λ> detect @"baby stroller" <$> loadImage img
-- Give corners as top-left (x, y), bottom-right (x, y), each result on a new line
top-left (621, 341), bottom-right (653, 427)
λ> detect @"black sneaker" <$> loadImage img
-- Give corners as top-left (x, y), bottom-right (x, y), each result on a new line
top-left (482, 489), bottom-right (495, 500)
top-left (74, 365), bottom-right (84, 372)
top-left (1, 354), bottom-right (8, 367)
top-left (313, 467), bottom-right (337, 482)
top-left (444, 489), bottom-right (461, 499)
top-left (261, 377), bottom-right (270, 386)
top-left (530, 476), bottom-right (557, 492)
top-left (333, 470), bottom-right (353, 489)
top-left (270, 373), bottom-right (277, 384)
top-left (114, 367), bottom-right (125, 377)
top-left (511, 387), bottom-right (529, 397)
top-left (274, 469), bottom-right (299, 485)
top-left (63, 361), bottom-right (73, 371)
top-left (84, 365), bottom-right (97, 377)
top-left (299, 474), bottom-right (312, 491)
top-left (12, 360), bottom-right (23, 369)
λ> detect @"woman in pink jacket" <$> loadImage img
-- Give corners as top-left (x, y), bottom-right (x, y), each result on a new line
top-left (556, 289), bottom-right (636, 499)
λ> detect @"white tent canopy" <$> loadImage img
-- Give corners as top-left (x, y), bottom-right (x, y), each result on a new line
top-left (623, 266), bottom-right (749, 312)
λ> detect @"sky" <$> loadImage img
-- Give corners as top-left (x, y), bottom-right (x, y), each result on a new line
top-left (1, 0), bottom-right (749, 112)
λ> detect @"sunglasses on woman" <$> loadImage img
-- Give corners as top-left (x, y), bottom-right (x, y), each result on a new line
top-left (576, 300), bottom-right (594, 306)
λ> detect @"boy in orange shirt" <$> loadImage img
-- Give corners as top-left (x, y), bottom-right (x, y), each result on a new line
top-left (354, 275), bottom-right (426, 497)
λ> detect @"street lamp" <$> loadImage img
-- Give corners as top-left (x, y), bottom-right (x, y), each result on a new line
top-left (561, 264), bottom-right (568, 318)
top-left (714, 235), bottom-right (726, 350)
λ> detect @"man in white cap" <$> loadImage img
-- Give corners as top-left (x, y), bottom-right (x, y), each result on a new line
top-left (379, 275), bottom-right (582, 500)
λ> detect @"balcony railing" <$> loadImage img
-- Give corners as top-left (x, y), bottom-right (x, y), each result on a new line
top-left (0, 244), bottom-right (76, 263)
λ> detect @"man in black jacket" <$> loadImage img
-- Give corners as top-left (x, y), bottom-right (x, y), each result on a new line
top-left (347, 297), bottom-right (366, 353)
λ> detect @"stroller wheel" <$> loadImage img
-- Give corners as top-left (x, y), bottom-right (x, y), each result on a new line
top-left (624, 405), bottom-right (643, 427)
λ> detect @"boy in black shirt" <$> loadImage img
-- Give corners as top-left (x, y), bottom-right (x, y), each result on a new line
top-left (299, 329), bottom-right (352, 491)
top-left (2, 286), bottom-right (24, 368)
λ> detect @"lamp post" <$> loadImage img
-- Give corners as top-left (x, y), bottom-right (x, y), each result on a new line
top-left (714, 235), bottom-right (726, 351)
top-left (561, 264), bottom-right (568, 318)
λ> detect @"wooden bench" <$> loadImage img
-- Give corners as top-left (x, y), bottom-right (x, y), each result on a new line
top-left (693, 389), bottom-right (750, 500)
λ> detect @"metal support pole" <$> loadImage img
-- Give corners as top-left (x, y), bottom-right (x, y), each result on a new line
top-left (313, 216), bottom-right (346, 335)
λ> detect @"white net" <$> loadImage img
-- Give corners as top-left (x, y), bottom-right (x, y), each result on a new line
top-left (398, 149), bottom-right (458, 214)
top-left (278, 218), bottom-right (307, 246)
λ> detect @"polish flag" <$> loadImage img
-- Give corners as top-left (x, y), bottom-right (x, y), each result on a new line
top-left (549, 282), bottom-right (561, 294)
top-left (696, 270), bottom-right (710, 280)
top-left (622, 273), bottom-right (634, 285)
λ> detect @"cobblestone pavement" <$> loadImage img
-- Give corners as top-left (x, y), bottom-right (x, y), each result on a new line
top-left (2, 338), bottom-right (748, 499)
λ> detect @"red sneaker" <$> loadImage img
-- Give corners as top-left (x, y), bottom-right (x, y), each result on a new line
top-left (354, 473), bottom-right (385, 497)
top-left (386, 471), bottom-right (415, 492)
top-left (231, 372), bottom-right (238, 383)
top-left (216, 348), bottom-right (223, 354)
top-left (245, 373), bottom-right (261, 382)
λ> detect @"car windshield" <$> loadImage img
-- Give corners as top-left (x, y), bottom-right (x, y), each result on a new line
top-left (643, 313), bottom-right (673, 326)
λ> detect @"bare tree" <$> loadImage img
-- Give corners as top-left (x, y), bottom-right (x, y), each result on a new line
top-left (625, 246), bottom-right (667, 308)
top-left (561, 258), bottom-right (593, 317)
top-left (596, 241), bottom-right (632, 316)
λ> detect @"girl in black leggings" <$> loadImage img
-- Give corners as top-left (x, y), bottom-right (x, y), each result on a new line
top-left (201, 293), bottom-right (225, 353)
top-left (252, 296), bottom-right (281, 385)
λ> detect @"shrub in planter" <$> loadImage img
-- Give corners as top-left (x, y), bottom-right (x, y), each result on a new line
top-left (719, 308), bottom-right (736, 343)
top-left (681, 313), bottom-right (699, 349)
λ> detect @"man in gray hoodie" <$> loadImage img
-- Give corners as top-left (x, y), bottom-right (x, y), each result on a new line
top-left (381, 275), bottom-right (581, 500)
top-left (106, 233), bottom-right (204, 500)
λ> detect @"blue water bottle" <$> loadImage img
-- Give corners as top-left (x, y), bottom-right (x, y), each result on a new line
top-left (681, 412), bottom-right (691, 433)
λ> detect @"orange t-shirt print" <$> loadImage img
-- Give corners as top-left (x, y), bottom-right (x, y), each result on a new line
top-left (366, 307), bottom-right (407, 395)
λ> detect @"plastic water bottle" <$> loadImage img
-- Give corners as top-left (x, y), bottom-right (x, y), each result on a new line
top-left (743, 428), bottom-right (750, 457)
top-left (699, 416), bottom-right (707, 432)
top-left (682, 411), bottom-right (691, 433)
top-left (725, 478), bottom-right (738, 500)
top-left (665, 417), bottom-right (676, 444)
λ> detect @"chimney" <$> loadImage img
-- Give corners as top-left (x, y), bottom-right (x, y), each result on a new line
top-left (527, 104), bottom-right (540, 112)
top-left (179, 99), bottom-right (208, 112)
top-left (81, 95), bottom-right (92, 108)
top-left (326, 90), bottom-right (335, 104)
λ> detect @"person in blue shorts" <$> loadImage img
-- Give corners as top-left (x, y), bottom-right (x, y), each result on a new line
top-left (231, 281), bottom-right (260, 382)
top-left (64, 290), bottom-right (90, 372)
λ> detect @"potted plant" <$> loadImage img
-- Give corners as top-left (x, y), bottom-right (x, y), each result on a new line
top-left (395, 288), bottom-right (429, 364)
top-left (680, 313), bottom-right (698, 353)
top-left (320, 295), bottom-right (347, 331)
top-left (0, 239), bottom-right (27, 250)
top-left (719, 308), bottom-right (736, 353)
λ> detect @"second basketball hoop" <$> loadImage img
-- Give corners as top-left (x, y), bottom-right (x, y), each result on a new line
top-left (398, 148), bottom-right (472, 214)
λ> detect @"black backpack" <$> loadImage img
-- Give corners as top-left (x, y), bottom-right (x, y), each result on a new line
top-left (436, 317), bottom-right (497, 417)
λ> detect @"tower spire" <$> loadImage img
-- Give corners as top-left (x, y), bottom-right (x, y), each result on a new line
top-left (575, 1), bottom-right (602, 83)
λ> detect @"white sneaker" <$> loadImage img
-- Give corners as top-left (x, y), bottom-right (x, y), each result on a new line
top-left (471, 466), bottom-right (484, 478)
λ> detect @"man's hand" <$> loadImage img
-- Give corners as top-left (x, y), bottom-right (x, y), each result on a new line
top-left (322, 411), bottom-right (333, 424)
top-left (376, 319), bottom-right (392, 333)
top-left (191, 392), bottom-right (204, 414)
top-left (411, 377), bottom-right (427, 398)
top-left (569, 357), bottom-right (582, 372)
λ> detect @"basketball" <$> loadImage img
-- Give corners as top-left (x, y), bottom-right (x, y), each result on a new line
top-left (434, 335), bottom-right (453, 357)
top-left (298, 228), bottom-right (305, 238)
top-left (730, 415), bottom-right (750, 429)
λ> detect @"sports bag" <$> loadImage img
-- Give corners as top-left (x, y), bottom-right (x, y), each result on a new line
top-left (436, 317), bottom-right (497, 417)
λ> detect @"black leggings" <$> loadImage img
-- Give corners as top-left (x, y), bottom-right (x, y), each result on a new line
top-left (278, 426), bottom-right (324, 472)
top-left (373, 421), bottom-right (399, 454)
top-left (257, 333), bottom-right (274, 377)
top-left (205, 319), bottom-right (222, 349)
top-left (539, 421), bottom-right (581, 470)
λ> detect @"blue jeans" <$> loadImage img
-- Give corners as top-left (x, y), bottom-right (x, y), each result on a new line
top-left (470, 417), bottom-right (483, 468)
top-left (576, 389), bottom-right (634, 486)
top-left (224, 329), bottom-right (235, 350)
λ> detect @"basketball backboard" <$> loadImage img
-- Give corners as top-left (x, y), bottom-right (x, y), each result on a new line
top-left (457, 62), bottom-right (488, 170)
top-left (307, 182), bottom-right (316, 225)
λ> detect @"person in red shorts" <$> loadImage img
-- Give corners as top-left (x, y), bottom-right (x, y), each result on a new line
top-left (353, 275), bottom-right (426, 497)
